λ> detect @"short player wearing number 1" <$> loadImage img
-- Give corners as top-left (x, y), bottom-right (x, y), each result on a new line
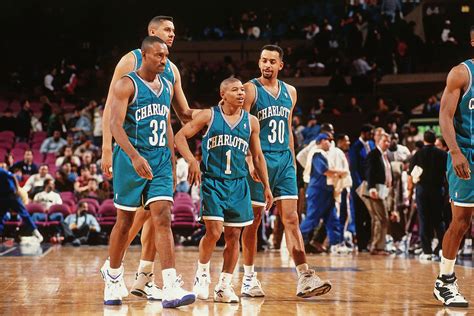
top-left (105, 36), bottom-right (195, 308)
top-left (175, 77), bottom-right (273, 303)
top-left (242, 45), bottom-right (332, 298)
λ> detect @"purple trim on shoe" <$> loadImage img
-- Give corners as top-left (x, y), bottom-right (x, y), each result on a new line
top-left (104, 299), bottom-right (122, 305)
top-left (162, 294), bottom-right (196, 308)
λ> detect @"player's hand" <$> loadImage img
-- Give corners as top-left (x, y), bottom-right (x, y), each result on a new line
top-left (263, 187), bottom-right (273, 211)
top-left (188, 158), bottom-right (201, 186)
top-left (101, 147), bottom-right (113, 178)
top-left (132, 155), bottom-right (153, 180)
top-left (369, 190), bottom-right (378, 200)
top-left (451, 151), bottom-right (471, 180)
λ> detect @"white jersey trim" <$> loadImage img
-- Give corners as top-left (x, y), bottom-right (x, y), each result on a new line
top-left (461, 62), bottom-right (472, 99)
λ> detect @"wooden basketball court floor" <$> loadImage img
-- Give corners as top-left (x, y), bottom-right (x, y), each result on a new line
top-left (0, 245), bottom-right (472, 315)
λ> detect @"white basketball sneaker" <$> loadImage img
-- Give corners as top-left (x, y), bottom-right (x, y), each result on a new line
top-left (162, 275), bottom-right (196, 308)
top-left (214, 283), bottom-right (239, 303)
top-left (131, 272), bottom-right (162, 301)
top-left (193, 272), bottom-right (211, 300)
top-left (296, 269), bottom-right (332, 298)
top-left (241, 272), bottom-right (265, 297)
top-left (433, 273), bottom-right (469, 308)
top-left (100, 259), bottom-right (128, 297)
top-left (104, 269), bottom-right (126, 305)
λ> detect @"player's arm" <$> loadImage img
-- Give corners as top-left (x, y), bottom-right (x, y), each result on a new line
top-left (243, 82), bottom-right (258, 175)
top-left (175, 109), bottom-right (212, 186)
top-left (170, 62), bottom-right (200, 124)
top-left (286, 83), bottom-right (298, 167)
top-left (439, 64), bottom-right (471, 179)
top-left (166, 113), bottom-right (177, 191)
top-left (101, 52), bottom-right (136, 177)
top-left (110, 77), bottom-right (153, 180)
top-left (249, 115), bottom-right (273, 210)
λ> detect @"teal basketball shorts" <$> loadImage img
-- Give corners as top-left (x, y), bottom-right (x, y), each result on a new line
top-left (200, 176), bottom-right (253, 227)
top-left (247, 150), bottom-right (298, 206)
top-left (112, 146), bottom-right (173, 211)
top-left (447, 147), bottom-right (474, 207)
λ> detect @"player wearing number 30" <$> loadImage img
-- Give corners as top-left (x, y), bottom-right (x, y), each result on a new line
top-left (242, 45), bottom-right (332, 298)
top-left (175, 77), bottom-right (273, 303)
top-left (105, 36), bottom-right (195, 308)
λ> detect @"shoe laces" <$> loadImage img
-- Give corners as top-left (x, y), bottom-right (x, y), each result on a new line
top-left (175, 274), bottom-right (185, 288)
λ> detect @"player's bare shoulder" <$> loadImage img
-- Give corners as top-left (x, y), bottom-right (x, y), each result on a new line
top-left (447, 63), bottom-right (470, 90)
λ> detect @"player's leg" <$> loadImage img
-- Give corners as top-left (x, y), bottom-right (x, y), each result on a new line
top-left (434, 204), bottom-right (472, 307)
top-left (214, 226), bottom-right (242, 303)
top-left (277, 199), bottom-right (332, 298)
top-left (241, 205), bottom-right (265, 297)
top-left (148, 200), bottom-right (195, 308)
top-left (193, 220), bottom-right (223, 300)
top-left (104, 208), bottom-right (136, 305)
top-left (10, 196), bottom-right (43, 242)
top-left (130, 214), bottom-right (162, 301)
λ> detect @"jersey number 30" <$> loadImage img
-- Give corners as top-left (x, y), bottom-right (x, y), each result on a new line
top-left (268, 119), bottom-right (285, 144)
top-left (149, 120), bottom-right (166, 146)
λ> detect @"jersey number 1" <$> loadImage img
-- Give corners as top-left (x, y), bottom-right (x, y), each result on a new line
top-left (149, 120), bottom-right (166, 146)
top-left (225, 150), bottom-right (232, 174)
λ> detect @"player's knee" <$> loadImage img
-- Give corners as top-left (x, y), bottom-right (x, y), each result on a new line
top-left (151, 209), bottom-right (172, 228)
top-left (282, 211), bottom-right (299, 228)
top-left (253, 210), bottom-right (263, 225)
top-left (206, 227), bottom-right (222, 242)
top-left (225, 229), bottom-right (241, 242)
top-left (452, 217), bottom-right (471, 235)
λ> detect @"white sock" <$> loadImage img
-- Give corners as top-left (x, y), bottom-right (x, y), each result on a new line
top-left (440, 256), bottom-right (456, 276)
top-left (244, 265), bottom-right (254, 276)
top-left (162, 268), bottom-right (177, 288)
top-left (138, 260), bottom-right (154, 274)
top-left (197, 261), bottom-right (210, 275)
top-left (296, 263), bottom-right (309, 277)
top-left (218, 272), bottom-right (233, 286)
top-left (32, 229), bottom-right (43, 242)
top-left (108, 266), bottom-right (122, 278)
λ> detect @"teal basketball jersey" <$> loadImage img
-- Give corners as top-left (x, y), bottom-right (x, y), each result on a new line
top-left (123, 71), bottom-right (172, 150)
top-left (131, 48), bottom-right (175, 85)
top-left (201, 106), bottom-right (251, 179)
top-left (456, 60), bottom-right (474, 148)
top-left (249, 78), bottom-right (293, 152)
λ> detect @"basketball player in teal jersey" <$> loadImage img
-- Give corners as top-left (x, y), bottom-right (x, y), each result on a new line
top-left (241, 45), bottom-right (331, 298)
top-left (100, 16), bottom-right (198, 301)
top-left (433, 27), bottom-right (474, 308)
top-left (175, 77), bottom-right (272, 303)
top-left (104, 36), bottom-right (195, 308)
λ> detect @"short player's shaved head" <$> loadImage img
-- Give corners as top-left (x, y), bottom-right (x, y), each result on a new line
top-left (148, 16), bottom-right (174, 29)
top-left (141, 36), bottom-right (167, 52)
top-left (220, 77), bottom-right (242, 92)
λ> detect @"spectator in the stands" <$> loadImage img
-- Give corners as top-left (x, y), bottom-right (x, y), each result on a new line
top-left (55, 169), bottom-right (75, 192)
top-left (22, 164), bottom-right (54, 198)
top-left (72, 101), bottom-right (95, 140)
top-left (11, 150), bottom-right (38, 176)
top-left (89, 163), bottom-right (103, 184)
top-left (435, 136), bottom-right (448, 151)
top-left (74, 166), bottom-right (91, 196)
top-left (44, 67), bottom-right (57, 94)
top-left (345, 96), bottom-right (363, 113)
top-left (55, 145), bottom-right (81, 168)
top-left (16, 100), bottom-right (33, 141)
top-left (0, 108), bottom-right (17, 132)
top-left (64, 201), bottom-right (101, 246)
top-left (422, 95), bottom-right (440, 116)
top-left (33, 178), bottom-right (62, 211)
top-left (80, 151), bottom-right (94, 169)
top-left (74, 138), bottom-right (98, 157)
top-left (79, 178), bottom-right (106, 202)
top-left (40, 130), bottom-right (67, 154)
